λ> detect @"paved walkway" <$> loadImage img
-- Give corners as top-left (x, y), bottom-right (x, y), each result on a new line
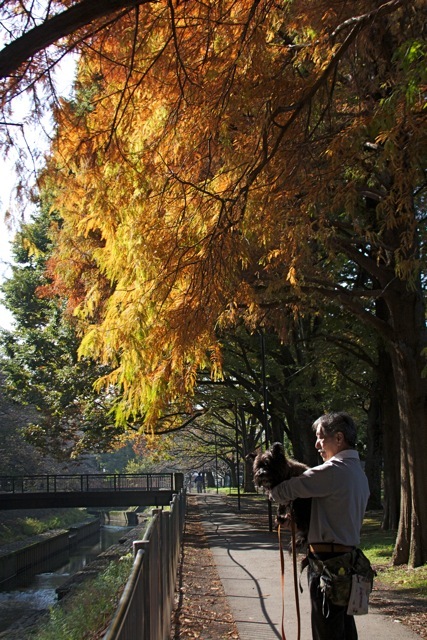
top-left (191, 493), bottom-right (422, 640)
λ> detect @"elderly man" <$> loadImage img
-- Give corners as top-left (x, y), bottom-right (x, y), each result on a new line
top-left (270, 412), bottom-right (370, 640)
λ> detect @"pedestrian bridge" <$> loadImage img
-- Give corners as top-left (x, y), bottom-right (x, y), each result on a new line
top-left (0, 472), bottom-right (184, 510)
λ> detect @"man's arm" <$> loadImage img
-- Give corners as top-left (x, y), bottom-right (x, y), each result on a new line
top-left (270, 463), bottom-right (334, 503)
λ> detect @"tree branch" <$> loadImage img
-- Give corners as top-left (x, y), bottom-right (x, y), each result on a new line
top-left (0, 0), bottom-right (156, 80)
top-left (243, 0), bottom-right (404, 189)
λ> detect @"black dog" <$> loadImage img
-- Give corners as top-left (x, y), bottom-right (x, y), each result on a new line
top-left (247, 442), bottom-right (311, 549)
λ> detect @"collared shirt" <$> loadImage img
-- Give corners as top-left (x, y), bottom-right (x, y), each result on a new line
top-left (270, 450), bottom-right (370, 546)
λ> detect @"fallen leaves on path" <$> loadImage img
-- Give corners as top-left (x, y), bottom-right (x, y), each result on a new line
top-left (170, 501), bottom-right (240, 640)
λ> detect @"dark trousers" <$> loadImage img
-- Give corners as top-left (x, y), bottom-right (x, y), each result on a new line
top-left (308, 555), bottom-right (358, 640)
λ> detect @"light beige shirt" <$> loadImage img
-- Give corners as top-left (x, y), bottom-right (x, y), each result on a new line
top-left (270, 450), bottom-right (370, 546)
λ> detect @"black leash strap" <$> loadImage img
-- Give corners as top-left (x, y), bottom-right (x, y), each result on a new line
top-left (278, 523), bottom-right (287, 640)
top-left (278, 518), bottom-right (301, 640)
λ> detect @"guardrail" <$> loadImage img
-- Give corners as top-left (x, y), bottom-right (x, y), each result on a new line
top-left (0, 473), bottom-right (175, 493)
top-left (103, 490), bottom-right (186, 640)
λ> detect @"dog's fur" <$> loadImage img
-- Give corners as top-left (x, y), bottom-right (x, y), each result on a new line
top-left (246, 442), bottom-right (311, 548)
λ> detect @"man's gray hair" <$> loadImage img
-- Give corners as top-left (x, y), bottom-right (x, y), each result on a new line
top-left (312, 412), bottom-right (357, 448)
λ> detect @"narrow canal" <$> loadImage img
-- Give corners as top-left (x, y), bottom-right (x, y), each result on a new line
top-left (0, 523), bottom-right (133, 636)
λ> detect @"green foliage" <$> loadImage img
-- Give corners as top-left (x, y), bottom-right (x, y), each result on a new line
top-left (0, 208), bottom-right (128, 458)
top-left (392, 39), bottom-right (427, 106)
top-left (360, 512), bottom-right (396, 565)
top-left (96, 442), bottom-right (137, 473)
top-left (377, 564), bottom-right (427, 596)
top-left (31, 553), bottom-right (133, 640)
top-left (360, 512), bottom-right (427, 597)
top-left (0, 509), bottom-right (89, 545)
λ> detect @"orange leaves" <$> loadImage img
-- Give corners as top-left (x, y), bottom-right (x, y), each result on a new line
top-left (41, 0), bottom-right (423, 429)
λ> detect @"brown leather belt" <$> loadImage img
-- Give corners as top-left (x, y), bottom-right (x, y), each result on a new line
top-left (309, 543), bottom-right (354, 553)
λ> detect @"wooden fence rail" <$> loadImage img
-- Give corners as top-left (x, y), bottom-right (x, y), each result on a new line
top-left (103, 489), bottom-right (186, 640)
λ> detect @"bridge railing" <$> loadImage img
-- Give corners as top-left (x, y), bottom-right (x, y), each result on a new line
top-left (103, 489), bottom-right (186, 640)
top-left (0, 473), bottom-right (175, 494)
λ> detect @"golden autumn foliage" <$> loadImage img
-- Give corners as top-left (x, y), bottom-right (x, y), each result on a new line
top-left (40, 0), bottom-right (426, 431)
top-left (2, 0), bottom-right (427, 566)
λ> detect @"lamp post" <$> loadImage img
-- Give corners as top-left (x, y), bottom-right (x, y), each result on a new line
top-left (260, 329), bottom-right (270, 448)
top-left (260, 330), bottom-right (273, 531)
top-left (235, 400), bottom-right (241, 511)
top-left (215, 429), bottom-right (219, 494)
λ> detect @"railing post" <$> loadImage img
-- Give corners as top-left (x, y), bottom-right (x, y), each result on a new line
top-left (101, 490), bottom-right (186, 640)
top-left (133, 538), bottom-right (151, 640)
top-left (174, 472), bottom-right (184, 492)
top-left (161, 509), bottom-right (173, 638)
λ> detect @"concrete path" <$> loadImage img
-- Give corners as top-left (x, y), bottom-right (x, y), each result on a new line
top-left (192, 494), bottom-right (421, 640)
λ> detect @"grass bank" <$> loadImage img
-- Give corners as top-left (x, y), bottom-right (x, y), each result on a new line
top-left (29, 553), bottom-right (134, 640)
top-left (0, 508), bottom-right (91, 545)
top-left (360, 511), bottom-right (427, 597)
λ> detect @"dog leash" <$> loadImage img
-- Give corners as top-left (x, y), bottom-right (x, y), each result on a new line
top-left (278, 518), bottom-right (301, 640)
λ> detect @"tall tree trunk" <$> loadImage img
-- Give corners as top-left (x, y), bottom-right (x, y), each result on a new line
top-left (239, 407), bottom-right (257, 492)
top-left (379, 347), bottom-right (400, 530)
top-left (365, 390), bottom-right (383, 510)
top-left (244, 456), bottom-right (256, 492)
top-left (287, 409), bottom-right (318, 467)
top-left (269, 407), bottom-right (285, 445)
top-left (387, 282), bottom-right (427, 567)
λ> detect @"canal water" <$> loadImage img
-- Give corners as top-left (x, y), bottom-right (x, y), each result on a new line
top-left (0, 524), bottom-right (132, 636)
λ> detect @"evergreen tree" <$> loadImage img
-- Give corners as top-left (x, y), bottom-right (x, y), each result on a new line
top-left (0, 208), bottom-right (128, 458)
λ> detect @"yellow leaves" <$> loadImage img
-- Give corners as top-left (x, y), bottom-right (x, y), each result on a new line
top-left (286, 265), bottom-right (298, 286)
top-left (41, 0), bottom-right (426, 430)
top-left (209, 343), bottom-right (223, 381)
top-left (21, 236), bottom-right (44, 259)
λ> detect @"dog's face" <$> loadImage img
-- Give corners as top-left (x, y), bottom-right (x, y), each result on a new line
top-left (247, 442), bottom-right (311, 547)
top-left (247, 442), bottom-right (293, 490)
top-left (247, 442), bottom-right (309, 490)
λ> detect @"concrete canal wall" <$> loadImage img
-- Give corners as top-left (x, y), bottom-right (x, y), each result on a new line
top-left (92, 509), bottom-right (141, 526)
top-left (69, 518), bottom-right (101, 550)
top-left (56, 518), bottom-right (149, 600)
top-left (0, 518), bottom-right (100, 586)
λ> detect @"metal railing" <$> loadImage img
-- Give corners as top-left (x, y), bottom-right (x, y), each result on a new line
top-left (103, 489), bottom-right (186, 640)
top-left (0, 473), bottom-right (174, 494)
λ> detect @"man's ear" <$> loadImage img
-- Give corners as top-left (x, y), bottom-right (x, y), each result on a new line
top-left (335, 431), bottom-right (344, 444)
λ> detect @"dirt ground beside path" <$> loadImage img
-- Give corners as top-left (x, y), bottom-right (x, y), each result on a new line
top-left (369, 579), bottom-right (427, 639)
top-left (170, 494), bottom-right (427, 640)
top-left (170, 497), bottom-right (239, 640)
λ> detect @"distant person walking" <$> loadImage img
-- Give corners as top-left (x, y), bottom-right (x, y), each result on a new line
top-left (195, 472), bottom-right (204, 493)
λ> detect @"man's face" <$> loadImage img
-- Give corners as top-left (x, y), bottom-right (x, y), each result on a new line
top-left (315, 426), bottom-right (342, 461)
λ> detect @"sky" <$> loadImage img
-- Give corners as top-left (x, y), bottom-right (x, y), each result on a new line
top-left (0, 162), bottom-right (19, 331)
top-left (0, 56), bottom-right (76, 333)
top-left (0, 142), bottom-right (41, 331)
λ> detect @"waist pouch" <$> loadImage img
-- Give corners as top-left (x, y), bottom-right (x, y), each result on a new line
top-left (308, 548), bottom-right (376, 613)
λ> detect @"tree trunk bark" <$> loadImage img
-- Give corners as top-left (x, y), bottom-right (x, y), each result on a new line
top-left (287, 409), bottom-right (318, 467)
top-left (365, 390), bottom-right (383, 510)
top-left (386, 281), bottom-right (427, 567)
top-left (379, 347), bottom-right (401, 530)
top-left (0, 0), bottom-right (154, 79)
top-left (244, 456), bottom-right (256, 492)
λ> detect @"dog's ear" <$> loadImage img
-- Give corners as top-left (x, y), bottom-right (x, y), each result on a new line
top-left (245, 452), bottom-right (256, 463)
top-left (270, 442), bottom-right (285, 459)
